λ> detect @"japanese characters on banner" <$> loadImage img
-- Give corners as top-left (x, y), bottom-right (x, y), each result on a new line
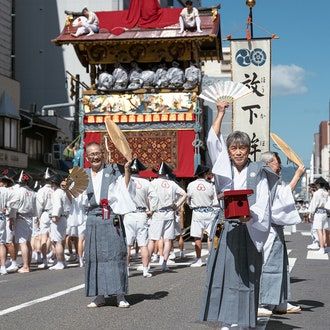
top-left (231, 39), bottom-right (271, 161)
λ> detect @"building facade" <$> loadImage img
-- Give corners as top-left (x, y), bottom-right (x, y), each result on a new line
top-left (312, 120), bottom-right (330, 183)
top-left (0, 0), bottom-right (59, 177)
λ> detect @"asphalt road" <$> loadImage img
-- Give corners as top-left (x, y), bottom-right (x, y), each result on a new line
top-left (0, 222), bottom-right (329, 330)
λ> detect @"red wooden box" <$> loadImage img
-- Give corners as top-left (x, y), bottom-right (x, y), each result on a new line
top-left (219, 189), bottom-right (254, 219)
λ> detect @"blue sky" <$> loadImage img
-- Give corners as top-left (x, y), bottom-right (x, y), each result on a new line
top-left (203, 0), bottom-right (330, 168)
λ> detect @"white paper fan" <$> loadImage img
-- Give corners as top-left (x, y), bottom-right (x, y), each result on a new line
top-left (199, 81), bottom-right (252, 104)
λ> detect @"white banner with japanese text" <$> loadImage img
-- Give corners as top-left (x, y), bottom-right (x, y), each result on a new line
top-left (231, 39), bottom-right (271, 161)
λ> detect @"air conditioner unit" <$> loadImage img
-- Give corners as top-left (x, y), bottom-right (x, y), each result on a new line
top-left (43, 153), bottom-right (53, 164)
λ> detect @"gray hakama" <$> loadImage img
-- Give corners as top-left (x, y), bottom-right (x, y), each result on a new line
top-left (200, 220), bottom-right (263, 328)
top-left (84, 164), bottom-right (129, 297)
top-left (259, 182), bottom-right (301, 306)
top-left (84, 210), bottom-right (128, 296)
top-left (259, 224), bottom-right (290, 305)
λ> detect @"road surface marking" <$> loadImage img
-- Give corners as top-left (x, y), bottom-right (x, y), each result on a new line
top-left (0, 284), bottom-right (84, 316)
top-left (307, 250), bottom-right (329, 260)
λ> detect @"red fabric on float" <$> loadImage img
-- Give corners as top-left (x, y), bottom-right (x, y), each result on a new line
top-left (96, 2), bottom-right (181, 34)
top-left (83, 130), bottom-right (195, 178)
top-left (176, 130), bottom-right (195, 178)
top-left (84, 132), bottom-right (101, 147)
top-left (139, 130), bottom-right (195, 179)
top-left (125, 0), bottom-right (161, 29)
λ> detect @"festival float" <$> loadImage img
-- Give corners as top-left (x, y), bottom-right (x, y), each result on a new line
top-left (52, 2), bottom-right (223, 179)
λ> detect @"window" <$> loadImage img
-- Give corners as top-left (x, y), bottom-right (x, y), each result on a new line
top-left (26, 136), bottom-right (42, 160)
top-left (0, 117), bottom-right (19, 150)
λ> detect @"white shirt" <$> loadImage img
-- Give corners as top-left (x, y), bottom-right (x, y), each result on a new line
top-left (151, 177), bottom-right (186, 221)
top-left (67, 193), bottom-right (88, 227)
top-left (180, 7), bottom-right (199, 28)
top-left (91, 168), bottom-right (103, 204)
top-left (187, 178), bottom-right (214, 208)
top-left (51, 188), bottom-right (71, 218)
top-left (86, 11), bottom-right (99, 26)
top-left (36, 184), bottom-right (53, 218)
top-left (131, 175), bottom-right (158, 211)
top-left (309, 188), bottom-right (328, 214)
top-left (8, 185), bottom-right (37, 218)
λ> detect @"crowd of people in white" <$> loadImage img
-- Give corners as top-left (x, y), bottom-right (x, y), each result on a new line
top-left (1, 134), bottom-right (329, 320)
top-left (0, 161), bottom-right (219, 277)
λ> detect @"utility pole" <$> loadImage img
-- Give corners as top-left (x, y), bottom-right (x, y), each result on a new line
top-left (73, 74), bottom-right (80, 140)
top-left (66, 70), bottom-right (89, 140)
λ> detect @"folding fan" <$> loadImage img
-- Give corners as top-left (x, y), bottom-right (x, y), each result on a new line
top-left (199, 80), bottom-right (252, 104)
top-left (270, 132), bottom-right (304, 167)
top-left (65, 166), bottom-right (89, 198)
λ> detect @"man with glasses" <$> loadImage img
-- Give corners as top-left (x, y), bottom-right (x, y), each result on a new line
top-left (83, 142), bottom-right (136, 308)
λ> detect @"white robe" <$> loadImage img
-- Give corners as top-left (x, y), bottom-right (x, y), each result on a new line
top-left (67, 193), bottom-right (88, 227)
top-left (271, 182), bottom-right (302, 226)
top-left (263, 182), bottom-right (302, 263)
top-left (90, 167), bottom-right (136, 215)
top-left (207, 128), bottom-right (270, 252)
top-left (108, 175), bottom-right (136, 215)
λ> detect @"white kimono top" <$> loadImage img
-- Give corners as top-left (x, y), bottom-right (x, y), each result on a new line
top-left (207, 128), bottom-right (270, 252)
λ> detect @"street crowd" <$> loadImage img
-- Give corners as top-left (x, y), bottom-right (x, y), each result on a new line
top-left (0, 149), bottom-right (220, 309)
top-left (0, 159), bottom-right (220, 275)
top-left (1, 101), bottom-right (330, 329)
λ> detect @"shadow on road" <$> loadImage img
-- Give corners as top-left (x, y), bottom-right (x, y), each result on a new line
top-left (126, 291), bottom-right (169, 306)
top-left (296, 299), bottom-right (324, 312)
